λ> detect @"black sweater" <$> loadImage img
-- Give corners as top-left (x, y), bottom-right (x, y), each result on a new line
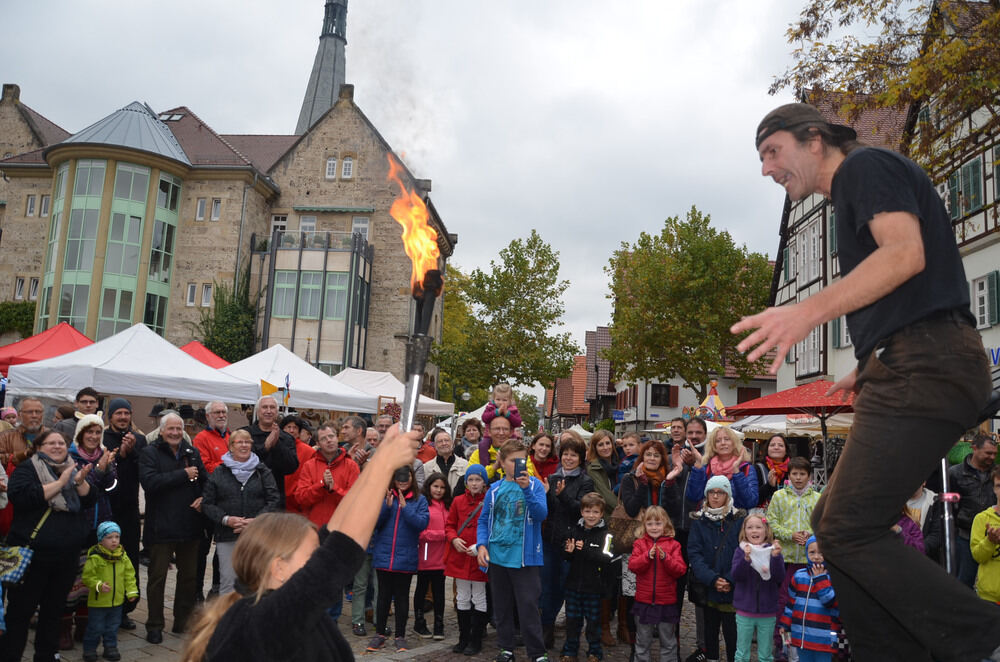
top-left (205, 528), bottom-right (365, 662)
top-left (7, 460), bottom-right (97, 551)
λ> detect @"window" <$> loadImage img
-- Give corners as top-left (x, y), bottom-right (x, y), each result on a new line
top-left (195, 198), bottom-right (206, 221)
top-left (97, 289), bottom-right (133, 340)
top-left (64, 208), bottom-right (99, 271)
top-left (54, 164), bottom-right (69, 202)
top-left (796, 326), bottom-right (821, 376)
top-left (28, 278), bottom-right (38, 301)
top-left (186, 283), bottom-right (197, 306)
top-left (45, 212), bottom-right (62, 275)
top-left (995, 146), bottom-right (1000, 200)
top-left (948, 157), bottom-right (983, 219)
top-left (148, 219), bottom-right (175, 283)
top-left (37, 286), bottom-right (52, 331)
top-left (40, 195), bottom-right (50, 217)
top-left (58, 283), bottom-right (90, 331)
top-left (201, 283), bottom-right (213, 307)
top-left (352, 216), bottom-right (369, 241)
top-left (14, 278), bottom-right (25, 300)
top-left (143, 293), bottom-right (168, 335)
top-left (831, 315), bottom-right (852, 348)
top-left (211, 198), bottom-right (221, 221)
top-left (341, 157), bottom-right (353, 179)
top-left (156, 175), bottom-right (181, 212)
top-left (74, 160), bottom-right (106, 197)
top-left (299, 216), bottom-right (316, 233)
top-left (317, 362), bottom-right (343, 376)
top-left (298, 272), bottom-right (323, 318)
top-left (25, 195), bottom-right (36, 217)
top-left (324, 272), bottom-right (349, 319)
top-left (272, 271), bottom-right (297, 317)
top-left (737, 387), bottom-right (761, 403)
top-left (972, 273), bottom-right (999, 329)
top-left (113, 163), bottom-right (149, 203)
top-left (828, 207), bottom-right (837, 255)
top-left (325, 157), bottom-right (337, 179)
top-left (271, 215), bottom-right (287, 237)
top-left (649, 384), bottom-right (678, 408)
top-left (104, 213), bottom-right (142, 276)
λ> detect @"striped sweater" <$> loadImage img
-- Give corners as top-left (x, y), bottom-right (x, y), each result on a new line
top-left (780, 567), bottom-right (840, 652)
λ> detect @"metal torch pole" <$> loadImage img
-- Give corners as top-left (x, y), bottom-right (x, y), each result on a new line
top-left (400, 334), bottom-right (432, 433)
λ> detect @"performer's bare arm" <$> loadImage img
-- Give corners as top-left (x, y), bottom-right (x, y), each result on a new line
top-left (732, 210), bottom-right (925, 374)
top-left (326, 424), bottom-right (419, 547)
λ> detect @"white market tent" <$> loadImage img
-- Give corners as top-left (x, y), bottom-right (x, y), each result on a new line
top-left (221, 344), bottom-right (378, 413)
top-left (330, 367), bottom-right (454, 416)
top-left (7, 323), bottom-right (260, 402)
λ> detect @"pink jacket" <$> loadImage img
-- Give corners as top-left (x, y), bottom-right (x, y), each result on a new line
top-left (418, 499), bottom-right (449, 571)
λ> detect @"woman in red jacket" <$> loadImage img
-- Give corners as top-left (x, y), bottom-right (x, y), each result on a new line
top-left (413, 473), bottom-right (451, 640)
top-left (445, 464), bottom-right (489, 655)
top-left (628, 506), bottom-right (687, 662)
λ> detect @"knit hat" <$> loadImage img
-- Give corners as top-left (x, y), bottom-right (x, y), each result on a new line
top-left (806, 534), bottom-right (818, 551)
top-left (465, 464), bottom-right (488, 483)
top-left (704, 474), bottom-right (733, 500)
top-left (1, 407), bottom-right (16, 419)
top-left (108, 398), bottom-right (131, 416)
top-left (96, 521), bottom-right (121, 541)
top-left (75, 413), bottom-right (106, 443)
top-left (755, 103), bottom-right (857, 149)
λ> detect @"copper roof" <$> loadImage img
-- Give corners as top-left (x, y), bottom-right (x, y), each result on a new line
top-left (221, 134), bottom-right (298, 172)
top-left (57, 101), bottom-right (190, 166)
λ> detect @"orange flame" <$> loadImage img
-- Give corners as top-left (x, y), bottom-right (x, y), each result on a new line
top-left (387, 154), bottom-right (440, 294)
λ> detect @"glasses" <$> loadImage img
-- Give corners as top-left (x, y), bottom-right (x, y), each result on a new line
top-left (706, 489), bottom-right (728, 496)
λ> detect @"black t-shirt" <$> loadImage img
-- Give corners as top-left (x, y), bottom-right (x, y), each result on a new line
top-left (831, 147), bottom-right (972, 358)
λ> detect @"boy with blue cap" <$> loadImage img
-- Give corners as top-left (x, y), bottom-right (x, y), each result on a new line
top-left (81, 521), bottom-right (139, 661)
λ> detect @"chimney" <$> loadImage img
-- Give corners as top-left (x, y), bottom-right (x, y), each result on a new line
top-left (2, 84), bottom-right (21, 104)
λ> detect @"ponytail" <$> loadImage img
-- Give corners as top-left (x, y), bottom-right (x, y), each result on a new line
top-left (181, 593), bottom-right (241, 662)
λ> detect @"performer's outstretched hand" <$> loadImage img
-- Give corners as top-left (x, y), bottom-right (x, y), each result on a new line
top-left (826, 368), bottom-right (858, 401)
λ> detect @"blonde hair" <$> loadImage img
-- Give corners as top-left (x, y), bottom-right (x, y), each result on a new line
top-left (227, 428), bottom-right (252, 451)
top-left (738, 514), bottom-right (775, 545)
top-left (642, 505), bottom-right (675, 538)
top-left (492, 383), bottom-right (514, 400)
top-left (703, 426), bottom-right (748, 464)
top-left (181, 513), bottom-right (316, 662)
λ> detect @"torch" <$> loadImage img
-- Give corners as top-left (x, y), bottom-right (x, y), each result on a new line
top-left (387, 154), bottom-right (442, 433)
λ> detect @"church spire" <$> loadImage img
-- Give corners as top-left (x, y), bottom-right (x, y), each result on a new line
top-left (295, 0), bottom-right (348, 135)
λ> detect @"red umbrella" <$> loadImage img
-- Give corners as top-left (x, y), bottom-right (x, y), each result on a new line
top-left (0, 322), bottom-right (93, 376)
top-left (179, 341), bottom-right (230, 369)
top-left (728, 379), bottom-right (853, 449)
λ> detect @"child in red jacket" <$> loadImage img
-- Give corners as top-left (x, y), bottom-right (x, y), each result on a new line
top-left (628, 506), bottom-right (687, 662)
top-left (413, 473), bottom-right (451, 640)
top-left (445, 464), bottom-right (490, 655)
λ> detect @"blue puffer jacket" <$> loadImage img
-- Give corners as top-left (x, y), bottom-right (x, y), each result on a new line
top-left (371, 491), bottom-right (429, 573)
top-left (686, 464), bottom-right (758, 510)
top-left (687, 508), bottom-right (746, 605)
top-left (477, 476), bottom-right (547, 567)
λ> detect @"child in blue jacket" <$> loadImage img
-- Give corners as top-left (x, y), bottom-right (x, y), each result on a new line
top-left (477, 439), bottom-right (549, 662)
top-left (367, 465), bottom-right (429, 653)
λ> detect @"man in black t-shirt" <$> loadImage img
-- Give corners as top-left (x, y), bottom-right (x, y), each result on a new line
top-left (732, 103), bottom-right (1000, 662)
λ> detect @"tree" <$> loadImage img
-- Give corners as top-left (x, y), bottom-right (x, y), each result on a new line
top-left (194, 268), bottom-right (259, 363)
top-left (771, 0), bottom-right (1000, 174)
top-left (432, 230), bottom-right (579, 395)
top-left (0, 301), bottom-right (36, 339)
top-left (604, 206), bottom-right (772, 402)
top-left (435, 264), bottom-right (491, 406)
top-left (514, 390), bottom-right (539, 435)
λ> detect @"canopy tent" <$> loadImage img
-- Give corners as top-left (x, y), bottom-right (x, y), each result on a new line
top-left (221, 344), bottom-right (378, 413)
top-left (0, 322), bottom-right (94, 376)
top-left (731, 413), bottom-right (854, 439)
top-left (6, 323), bottom-right (260, 402)
top-left (564, 423), bottom-right (593, 442)
top-left (330, 367), bottom-right (454, 416)
top-left (179, 341), bottom-right (230, 369)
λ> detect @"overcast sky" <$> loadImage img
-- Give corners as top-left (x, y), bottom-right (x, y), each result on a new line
top-left (3, 0), bottom-right (805, 384)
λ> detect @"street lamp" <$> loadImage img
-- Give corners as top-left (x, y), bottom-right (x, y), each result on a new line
top-left (450, 386), bottom-right (471, 437)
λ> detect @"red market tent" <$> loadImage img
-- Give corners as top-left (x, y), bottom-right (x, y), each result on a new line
top-left (727, 379), bottom-right (854, 444)
top-left (0, 322), bottom-right (93, 376)
top-left (179, 341), bottom-right (230, 369)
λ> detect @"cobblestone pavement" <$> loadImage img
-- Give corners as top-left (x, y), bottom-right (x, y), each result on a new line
top-left (21, 563), bottom-right (722, 662)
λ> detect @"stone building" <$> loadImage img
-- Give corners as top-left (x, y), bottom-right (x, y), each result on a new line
top-left (0, 0), bottom-right (456, 388)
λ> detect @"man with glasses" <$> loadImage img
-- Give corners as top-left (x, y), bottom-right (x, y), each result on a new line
top-left (53, 387), bottom-right (101, 443)
top-left (0, 397), bottom-right (47, 467)
top-left (193, 401), bottom-right (231, 600)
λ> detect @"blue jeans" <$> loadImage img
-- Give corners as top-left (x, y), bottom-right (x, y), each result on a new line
top-left (811, 317), bottom-right (1000, 662)
top-left (83, 605), bottom-right (122, 653)
top-left (540, 540), bottom-right (568, 625)
top-left (955, 534), bottom-right (978, 588)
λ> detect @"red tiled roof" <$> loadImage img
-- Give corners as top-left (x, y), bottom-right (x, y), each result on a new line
top-left (0, 147), bottom-right (47, 165)
top-left (805, 91), bottom-right (908, 150)
top-left (543, 356), bottom-right (590, 417)
top-left (159, 106), bottom-right (252, 167)
top-left (585, 326), bottom-right (614, 399)
top-left (18, 103), bottom-right (70, 146)
top-left (221, 134), bottom-right (298, 172)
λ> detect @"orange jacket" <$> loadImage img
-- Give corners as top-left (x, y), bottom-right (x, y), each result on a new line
top-left (293, 448), bottom-right (360, 527)
top-left (192, 428), bottom-right (230, 474)
top-left (285, 439), bottom-right (318, 513)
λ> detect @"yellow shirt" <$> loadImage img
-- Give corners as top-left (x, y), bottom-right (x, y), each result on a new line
top-left (467, 444), bottom-right (538, 481)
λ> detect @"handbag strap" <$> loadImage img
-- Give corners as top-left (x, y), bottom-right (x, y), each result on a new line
top-left (456, 501), bottom-right (483, 536)
top-left (30, 507), bottom-right (53, 542)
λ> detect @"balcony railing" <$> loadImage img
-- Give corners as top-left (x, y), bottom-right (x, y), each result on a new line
top-left (274, 230), bottom-right (359, 251)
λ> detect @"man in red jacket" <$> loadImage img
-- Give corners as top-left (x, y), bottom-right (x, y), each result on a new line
top-left (294, 422), bottom-right (360, 528)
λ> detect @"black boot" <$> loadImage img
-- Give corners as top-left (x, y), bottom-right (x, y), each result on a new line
top-left (464, 609), bottom-right (487, 656)
top-left (414, 614), bottom-right (432, 639)
top-left (453, 609), bottom-right (471, 653)
top-left (543, 623), bottom-right (555, 650)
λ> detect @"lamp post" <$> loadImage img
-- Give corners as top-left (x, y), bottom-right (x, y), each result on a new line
top-left (450, 386), bottom-right (470, 437)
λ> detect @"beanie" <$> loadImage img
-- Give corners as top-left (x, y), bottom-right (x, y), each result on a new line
top-left (465, 464), bottom-right (488, 483)
top-left (75, 413), bottom-right (106, 443)
top-left (704, 474), bottom-right (733, 500)
top-left (96, 521), bottom-right (121, 541)
top-left (107, 398), bottom-right (132, 416)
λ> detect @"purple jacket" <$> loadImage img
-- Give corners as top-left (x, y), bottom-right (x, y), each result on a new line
top-left (896, 515), bottom-right (925, 553)
top-left (731, 546), bottom-right (785, 616)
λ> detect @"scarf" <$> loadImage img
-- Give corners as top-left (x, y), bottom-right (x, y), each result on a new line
top-left (700, 499), bottom-right (734, 522)
top-left (554, 465), bottom-right (582, 478)
top-left (598, 457), bottom-right (620, 487)
top-left (75, 444), bottom-right (104, 464)
top-left (765, 456), bottom-right (789, 484)
top-left (788, 481), bottom-right (813, 498)
top-left (222, 452), bottom-right (260, 485)
top-left (743, 542), bottom-right (775, 580)
top-left (642, 465), bottom-right (666, 505)
top-left (30, 451), bottom-right (81, 512)
top-left (709, 454), bottom-right (740, 479)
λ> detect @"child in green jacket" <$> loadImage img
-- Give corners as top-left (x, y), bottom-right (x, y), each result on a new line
top-left (81, 522), bottom-right (139, 662)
